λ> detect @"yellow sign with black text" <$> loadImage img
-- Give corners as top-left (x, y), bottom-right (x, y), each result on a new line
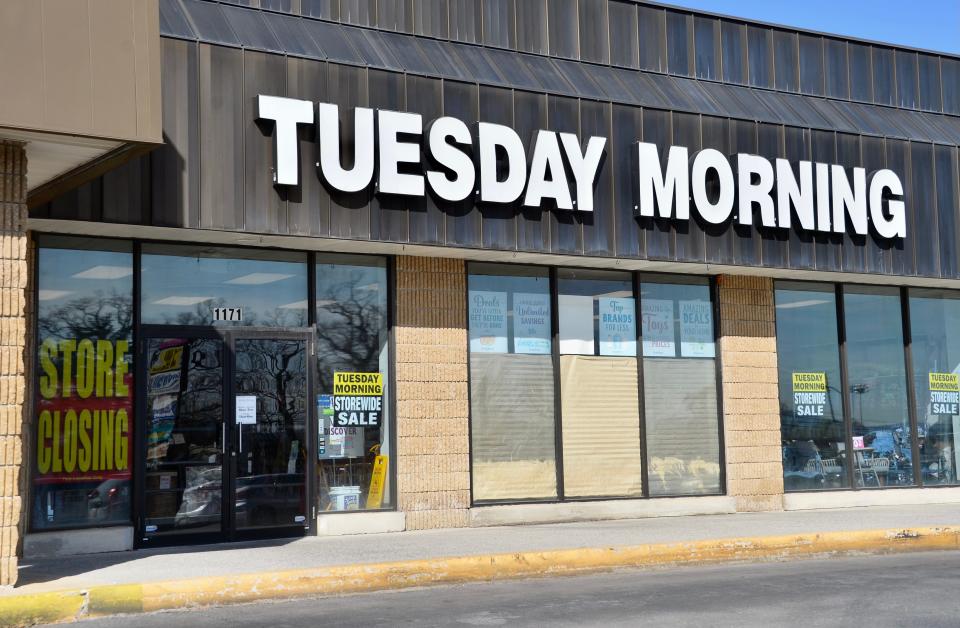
top-left (792, 372), bottom-right (826, 392)
top-left (333, 372), bottom-right (383, 395)
top-left (148, 345), bottom-right (183, 375)
top-left (929, 372), bottom-right (959, 392)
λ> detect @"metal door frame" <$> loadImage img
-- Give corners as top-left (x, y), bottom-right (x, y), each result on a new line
top-left (135, 325), bottom-right (316, 548)
top-left (227, 328), bottom-right (316, 542)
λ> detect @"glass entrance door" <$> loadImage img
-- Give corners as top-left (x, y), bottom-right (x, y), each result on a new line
top-left (139, 329), bottom-right (313, 546)
top-left (143, 335), bottom-right (226, 541)
top-left (230, 335), bottom-right (311, 536)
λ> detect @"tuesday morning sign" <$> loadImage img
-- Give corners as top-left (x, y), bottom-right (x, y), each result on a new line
top-left (257, 95), bottom-right (906, 240)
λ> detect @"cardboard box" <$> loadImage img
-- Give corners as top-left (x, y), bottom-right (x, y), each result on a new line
top-left (145, 492), bottom-right (178, 519)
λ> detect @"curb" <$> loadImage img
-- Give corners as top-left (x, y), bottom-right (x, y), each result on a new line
top-left (2, 525), bottom-right (959, 626)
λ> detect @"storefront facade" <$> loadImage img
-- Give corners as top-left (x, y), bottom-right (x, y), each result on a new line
top-left (12, 0), bottom-right (960, 565)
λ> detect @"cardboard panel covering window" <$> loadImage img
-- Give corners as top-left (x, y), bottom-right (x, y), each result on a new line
top-left (557, 269), bottom-right (642, 497)
top-left (470, 353), bottom-right (558, 500)
top-left (644, 358), bottom-right (721, 495)
top-left (641, 278), bottom-right (721, 496)
top-left (468, 264), bottom-right (557, 501)
top-left (560, 356), bottom-right (642, 496)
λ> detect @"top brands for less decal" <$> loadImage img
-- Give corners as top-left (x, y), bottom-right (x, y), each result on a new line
top-left (598, 297), bottom-right (636, 357)
top-left (35, 338), bottom-right (132, 483)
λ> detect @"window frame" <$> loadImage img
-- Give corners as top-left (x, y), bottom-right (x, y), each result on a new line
top-left (32, 235), bottom-right (136, 532)
top-left (466, 262), bottom-right (560, 504)
top-left (29, 234), bottom-right (396, 534)
top-left (466, 263), bottom-right (725, 505)
top-left (556, 267), bottom-right (643, 499)
top-left (902, 286), bottom-right (960, 488)
top-left (775, 279), bottom-right (932, 493)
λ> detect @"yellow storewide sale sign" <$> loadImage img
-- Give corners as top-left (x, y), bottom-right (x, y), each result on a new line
top-left (333, 372), bottom-right (383, 395)
top-left (929, 372), bottom-right (959, 392)
top-left (792, 372), bottom-right (826, 392)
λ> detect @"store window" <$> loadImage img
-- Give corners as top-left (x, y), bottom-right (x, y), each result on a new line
top-left (33, 237), bottom-right (133, 530)
top-left (557, 269), bottom-right (642, 497)
top-left (843, 286), bottom-right (914, 487)
top-left (468, 264), bottom-right (557, 501)
top-left (908, 289), bottom-right (960, 486)
top-left (141, 245), bottom-right (308, 326)
top-left (775, 282), bottom-right (848, 490)
top-left (315, 254), bottom-right (391, 511)
top-left (641, 277), bottom-right (721, 496)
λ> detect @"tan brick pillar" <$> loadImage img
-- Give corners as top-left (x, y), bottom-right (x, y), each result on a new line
top-left (0, 141), bottom-right (28, 585)
top-left (394, 257), bottom-right (470, 529)
top-left (718, 275), bottom-right (784, 512)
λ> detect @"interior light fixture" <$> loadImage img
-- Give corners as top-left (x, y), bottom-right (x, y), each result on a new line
top-left (38, 289), bottom-right (73, 301)
top-left (71, 265), bottom-right (133, 280)
top-left (775, 299), bottom-right (830, 309)
top-left (152, 296), bottom-right (215, 306)
top-left (225, 272), bottom-right (295, 285)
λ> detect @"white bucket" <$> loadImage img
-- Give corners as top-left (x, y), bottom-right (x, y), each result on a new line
top-left (329, 486), bottom-right (362, 511)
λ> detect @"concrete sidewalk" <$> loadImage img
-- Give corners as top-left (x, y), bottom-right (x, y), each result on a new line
top-left (12, 503), bottom-right (960, 593)
top-left (2, 504), bottom-right (960, 626)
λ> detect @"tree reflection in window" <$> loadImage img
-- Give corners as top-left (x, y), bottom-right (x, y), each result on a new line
top-left (34, 243), bottom-right (134, 530)
top-left (315, 258), bottom-right (389, 511)
top-left (39, 292), bottom-right (131, 342)
top-left (315, 262), bottom-right (386, 393)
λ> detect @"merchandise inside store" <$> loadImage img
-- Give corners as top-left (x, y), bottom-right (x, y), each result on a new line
top-left (777, 282), bottom-right (960, 491)
top-left (468, 263), bottom-right (722, 503)
top-left (33, 236), bottom-right (391, 543)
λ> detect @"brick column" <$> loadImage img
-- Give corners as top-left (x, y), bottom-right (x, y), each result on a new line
top-left (0, 142), bottom-right (28, 585)
top-left (394, 257), bottom-right (470, 529)
top-left (718, 275), bottom-right (784, 512)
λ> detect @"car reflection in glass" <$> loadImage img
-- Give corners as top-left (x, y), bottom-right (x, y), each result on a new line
top-left (174, 467), bottom-right (222, 528)
top-left (87, 479), bottom-right (131, 520)
top-left (174, 471), bottom-right (305, 528)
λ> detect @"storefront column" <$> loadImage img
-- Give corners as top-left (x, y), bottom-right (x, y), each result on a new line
top-left (394, 257), bottom-right (470, 529)
top-left (0, 141), bottom-right (28, 585)
top-left (718, 275), bottom-right (784, 512)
